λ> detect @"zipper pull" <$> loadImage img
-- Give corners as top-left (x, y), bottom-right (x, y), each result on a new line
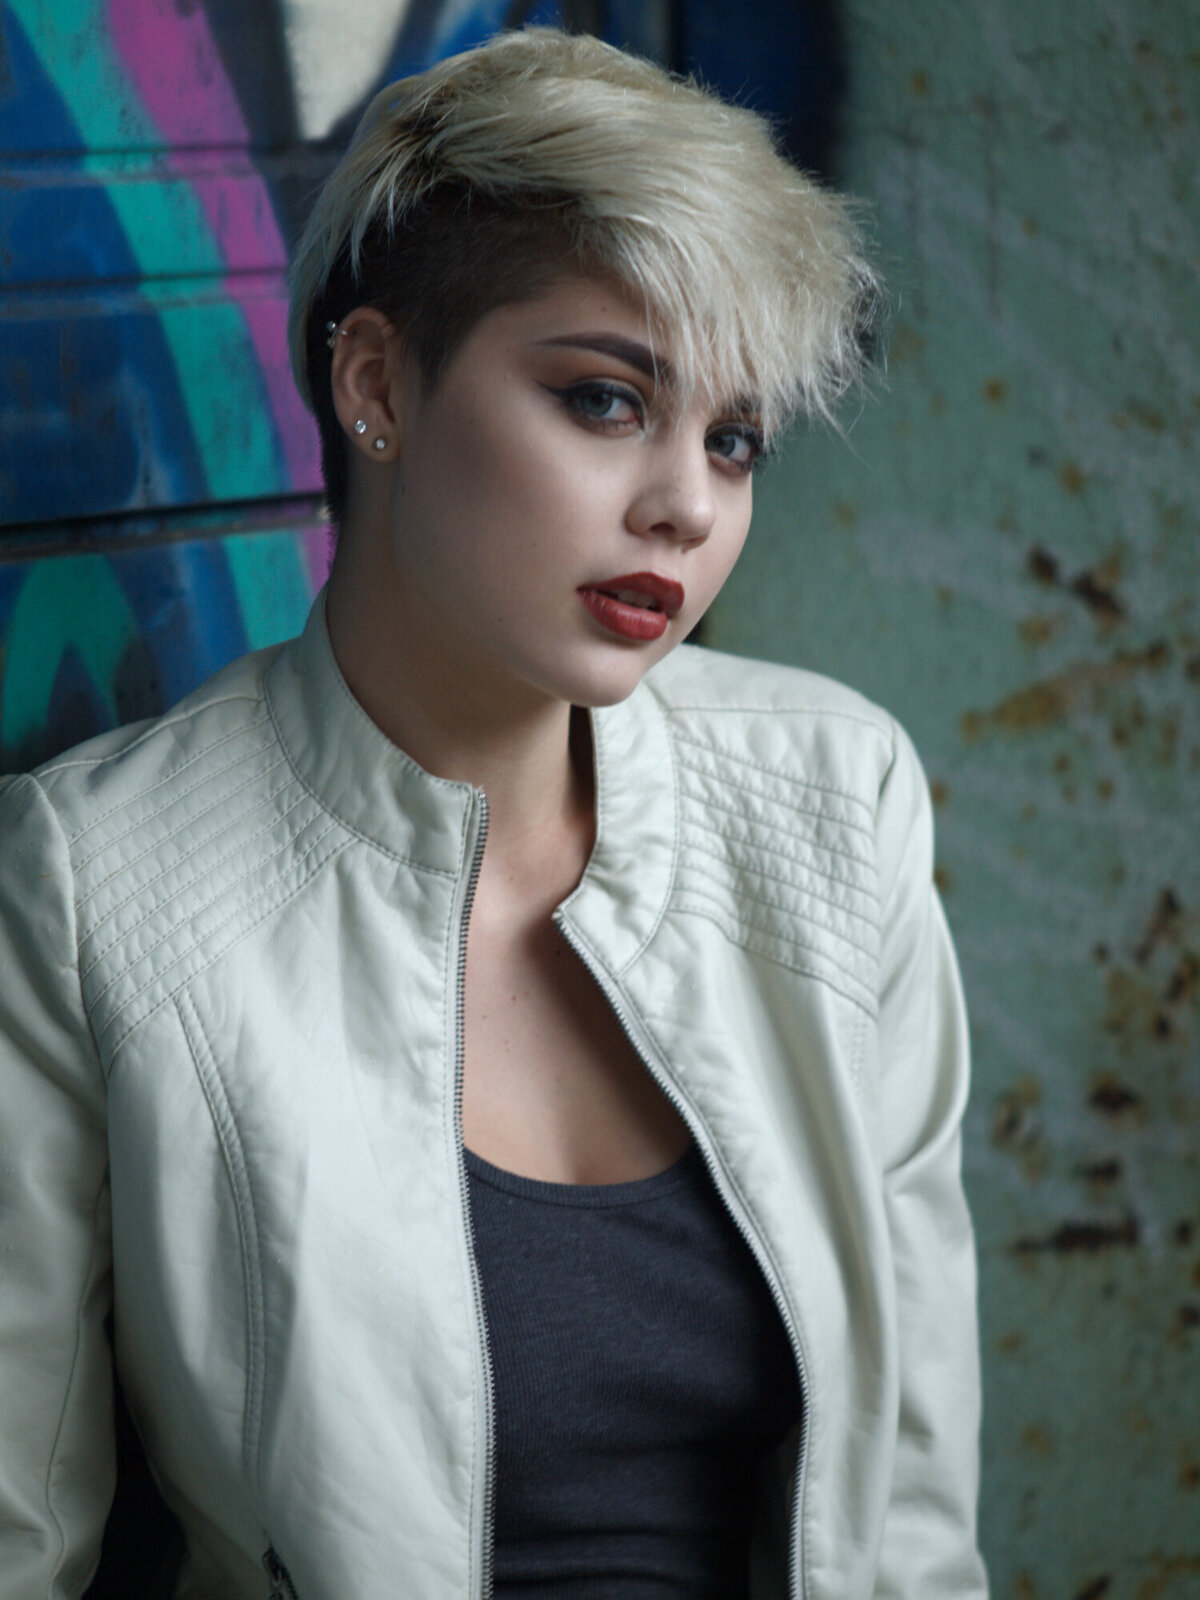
top-left (262, 1546), bottom-right (298, 1599)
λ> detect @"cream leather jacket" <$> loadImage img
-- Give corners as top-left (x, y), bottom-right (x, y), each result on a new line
top-left (0, 599), bottom-right (987, 1600)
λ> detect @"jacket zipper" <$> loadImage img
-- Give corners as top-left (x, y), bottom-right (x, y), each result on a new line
top-left (262, 1545), bottom-right (298, 1599)
top-left (554, 913), bottom-right (810, 1600)
top-left (455, 793), bottom-right (495, 1600)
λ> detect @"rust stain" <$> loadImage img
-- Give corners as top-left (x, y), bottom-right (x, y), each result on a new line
top-left (1127, 400), bottom-right (1166, 433)
top-left (1013, 1214), bottom-right (1139, 1254)
top-left (1059, 460), bottom-right (1085, 493)
top-left (1089, 1074), bottom-right (1144, 1116)
top-left (1069, 566), bottom-right (1127, 623)
top-left (1014, 1574), bottom-right (1039, 1600)
top-left (992, 1078), bottom-right (1041, 1150)
top-left (1179, 1455), bottom-right (1200, 1491)
top-left (929, 779), bottom-right (949, 806)
top-left (1028, 546), bottom-right (1060, 584)
top-left (1135, 888), bottom-right (1185, 963)
top-left (961, 644), bottom-right (1167, 738)
top-left (909, 69), bottom-right (930, 95)
top-left (1072, 1580), bottom-right (1112, 1600)
top-left (1136, 1556), bottom-right (1200, 1600)
top-left (966, 643), bottom-right (1164, 736)
top-left (1073, 1158), bottom-right (1122, 1183)
top-left (933, 863), bottom-right (953, 894)
top-left (1018, 613), bottom-right (1062, 646)
top-left (982, 377), bottom-right (1007, 403)
top-left (832, 499), bottom-right (857, 528)
top-left (1020, 1423), bottom-right (1054, 1458)
top-left (1024, 545), bottom-right (1130, 624)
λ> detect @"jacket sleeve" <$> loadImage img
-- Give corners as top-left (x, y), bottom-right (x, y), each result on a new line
top-left (871, 725), bottom-right (989, 1599)
top-left (0, 774), bottom-right (115, 1598)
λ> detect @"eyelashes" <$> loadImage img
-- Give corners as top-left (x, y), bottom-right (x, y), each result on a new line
top-left (546, 380), bottom-right (766, 473)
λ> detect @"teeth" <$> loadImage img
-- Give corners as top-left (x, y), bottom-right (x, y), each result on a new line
top-left (611, 589), bottom-right (659, 610)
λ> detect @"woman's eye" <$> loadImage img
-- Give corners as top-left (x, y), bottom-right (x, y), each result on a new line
top-left (707, 425), bottom-right (765, 471)
top-left (558, 382), bottom-right (644, 426)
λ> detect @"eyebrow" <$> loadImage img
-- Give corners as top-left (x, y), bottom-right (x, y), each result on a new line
top-left (533, 333), bottom-right (674, 386)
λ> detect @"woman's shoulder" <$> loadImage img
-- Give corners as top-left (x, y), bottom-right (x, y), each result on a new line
top-left (642, 642), bottom-right (908, 793)
top-left (13, 641), bottom-right (286, 836)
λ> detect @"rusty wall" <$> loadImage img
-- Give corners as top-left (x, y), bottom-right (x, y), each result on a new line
top-left (709, 2), bottom-right (1199, 1595)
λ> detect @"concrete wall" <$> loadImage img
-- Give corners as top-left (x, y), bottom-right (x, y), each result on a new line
top-left (709, 3), bottom-right (1199, 1595)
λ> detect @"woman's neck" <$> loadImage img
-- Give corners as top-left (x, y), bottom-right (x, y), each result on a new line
top-left (324, 560), bottom-right (595, 887)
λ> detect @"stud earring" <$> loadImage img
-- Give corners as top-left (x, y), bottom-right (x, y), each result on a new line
top-left (354, 420), bottom-right (367, 435)
top-left (325, 320), bottom-right (351, 351)
top-left (373, 437), bottom-right (387, 452)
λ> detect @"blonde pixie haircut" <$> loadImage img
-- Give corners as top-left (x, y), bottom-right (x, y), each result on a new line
top-left (289, 28), bottom-right (879, 528)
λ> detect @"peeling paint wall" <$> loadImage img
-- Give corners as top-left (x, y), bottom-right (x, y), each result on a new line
top-left (709, 2), bottom-right (1200, 1594)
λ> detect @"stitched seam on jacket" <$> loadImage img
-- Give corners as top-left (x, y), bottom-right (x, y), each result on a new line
top-left (176, 990), bottom-right (266, 1495)
top-left (674, 753), bottom-right (874, 845)
top-left (673, 869), bottom-right (879, 964)
top-left (67, 714), bottom-right (274, 857)
top-left (53, 699), bottom-right (269, 821)
top-left (88, 816), bottom-right (340, 1015)
top-left (678, 826), bottom-right (880, 923)
top-left (669, 729), bottom-right (878, 815)
top-left (663, 697), bottom-right (887, 735)
top-left (98, 828), bottom-right (347, 1061)
top-left (681, 789), bottom-right (874, 878)
top-left (678, 883), bottom-right (876, 979)
top-left (265, 643), bottom-right (470, 871)
top-left (78, 749), bottom-right (289, 889)
top-left (677, 769), bottom-right (875, 866)
top-left (670, 894), bottom-right (876, 1015)
top-left (79, 785), bottom-right (316, 981)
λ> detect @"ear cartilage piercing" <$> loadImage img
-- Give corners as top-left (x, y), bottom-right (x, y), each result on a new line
top-left (373, 437), bottom-right (387, 452)
top-left (354, 420), bottom-right (367, 435)
top-left (325, 320), bottom-right (338, 350)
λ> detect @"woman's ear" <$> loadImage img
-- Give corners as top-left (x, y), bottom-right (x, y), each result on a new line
top-left (329, 307), bottom-right (404, 463)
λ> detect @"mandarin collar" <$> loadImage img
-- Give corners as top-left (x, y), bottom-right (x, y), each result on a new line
top-left (266, 595), bottom-right (677, 961)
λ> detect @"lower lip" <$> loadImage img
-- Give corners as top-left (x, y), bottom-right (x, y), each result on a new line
top-left (578, 587), bottom-right (671, 642)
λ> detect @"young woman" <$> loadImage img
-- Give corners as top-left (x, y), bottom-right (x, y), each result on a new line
top-left (0, 28), bottom-right (987, 1600)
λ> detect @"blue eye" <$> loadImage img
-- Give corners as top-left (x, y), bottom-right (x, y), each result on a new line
top-left (553, 381), bottom-right (644, 426)
top-left (707, 425), bottom-right (765, 471)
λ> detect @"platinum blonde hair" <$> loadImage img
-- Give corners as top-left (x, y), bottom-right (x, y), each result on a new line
top-left (289, 27), bottom-right (878, 452)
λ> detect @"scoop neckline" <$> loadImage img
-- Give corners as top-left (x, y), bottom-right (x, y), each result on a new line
top-left (463, 1140), bottom-right (701, 1208)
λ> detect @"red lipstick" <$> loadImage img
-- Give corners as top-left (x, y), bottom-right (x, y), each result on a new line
top-left (577, 572), bottom-right (685, 643)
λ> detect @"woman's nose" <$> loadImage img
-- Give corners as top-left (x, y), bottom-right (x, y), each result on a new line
top-left (625, 437), bottom-right (716, 547)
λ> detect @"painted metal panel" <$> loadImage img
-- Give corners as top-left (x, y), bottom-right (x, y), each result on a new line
top-left (710, 2), bottom-right (1200, 1595)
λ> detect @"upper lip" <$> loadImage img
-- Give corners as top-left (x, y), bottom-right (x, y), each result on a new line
top-left (583, 571), bottom-right (685, 618)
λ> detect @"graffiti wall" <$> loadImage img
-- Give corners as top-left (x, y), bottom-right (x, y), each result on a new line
top-left (0, 0), bottom-right (837, 774)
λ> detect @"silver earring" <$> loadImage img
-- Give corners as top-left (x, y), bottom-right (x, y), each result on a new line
top-left (354, 420), bottom-right (367, 435)
top-left (373, 437), bottom-right (387, 452)
top-left (325, 320), bottom-right (338, 350)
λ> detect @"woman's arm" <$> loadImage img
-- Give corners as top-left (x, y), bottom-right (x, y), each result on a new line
top-left (871, 726), bottom-right (989, 1599)
top-left (0, 775), bottom-right (115, 1599)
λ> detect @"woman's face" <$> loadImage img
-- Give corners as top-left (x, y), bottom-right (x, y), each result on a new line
top-left (374, 274), bottom-right (761, 711)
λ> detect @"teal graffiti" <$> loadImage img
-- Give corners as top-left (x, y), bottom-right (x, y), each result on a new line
top-left (221, 531), bottom-right (317, 651)
top-left (1, 556), bottom-right (138, 753)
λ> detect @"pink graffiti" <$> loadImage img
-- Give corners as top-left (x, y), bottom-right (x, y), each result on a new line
top-left (106, 0), bottom-right (320, 492)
